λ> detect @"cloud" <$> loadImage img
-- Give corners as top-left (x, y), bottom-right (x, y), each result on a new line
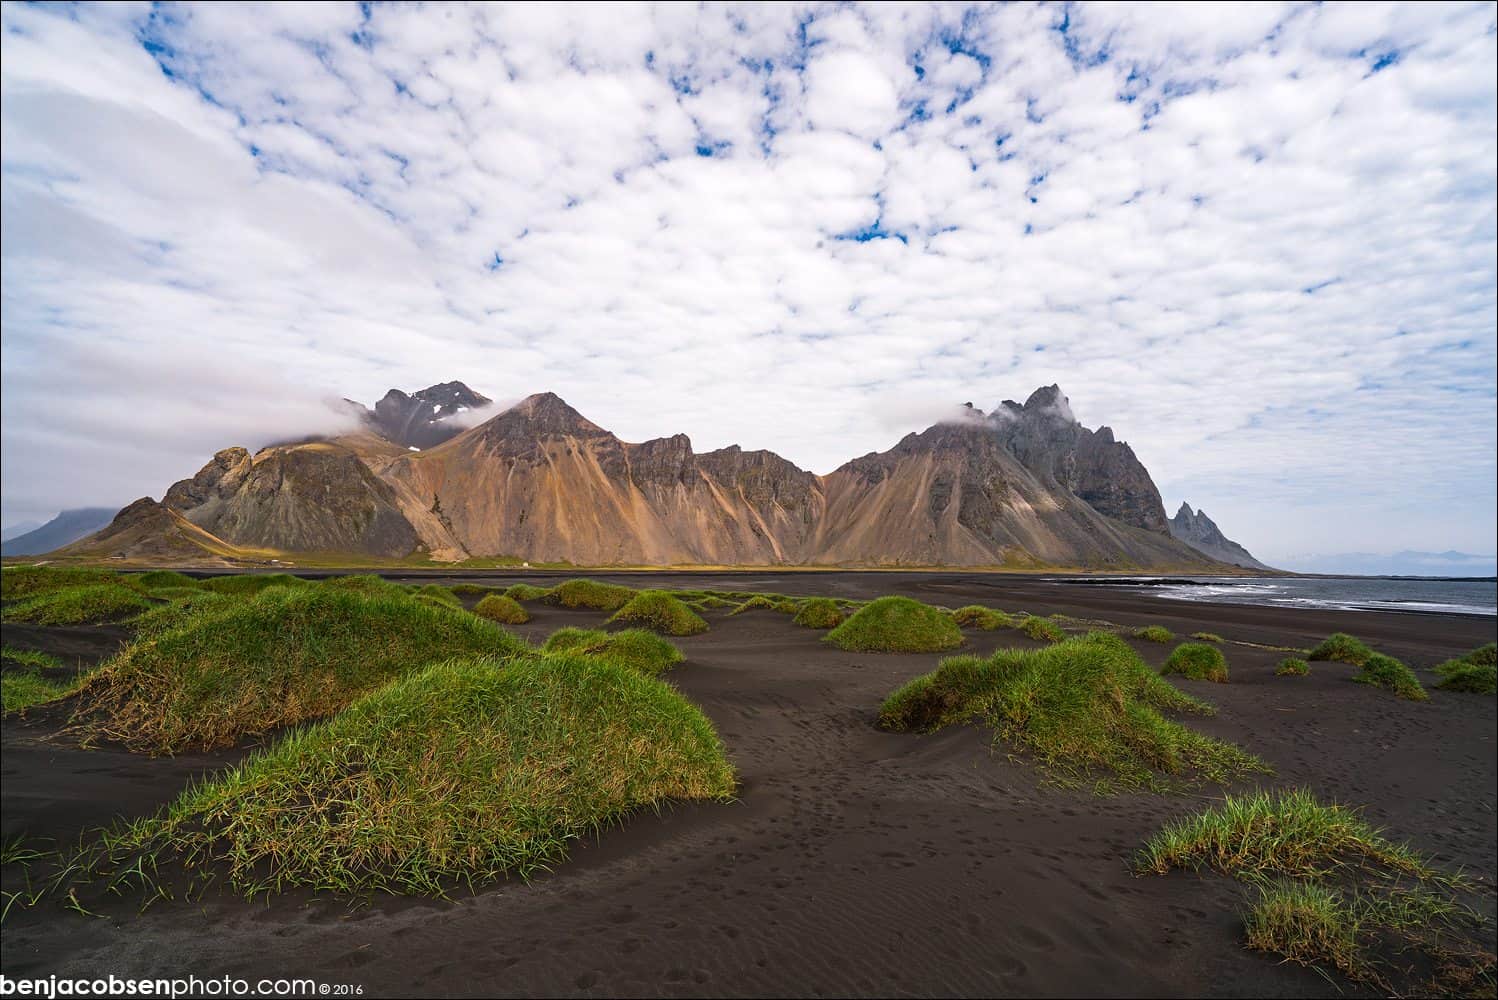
top-left (0, 2), bottom-right (1493, 568)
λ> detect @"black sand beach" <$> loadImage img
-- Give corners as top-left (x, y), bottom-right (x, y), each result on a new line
top-left (3, 572), bottom-right (1494, 997)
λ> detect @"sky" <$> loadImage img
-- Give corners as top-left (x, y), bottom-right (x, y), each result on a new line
top-left (1, 1), bottom-right (1494, 570)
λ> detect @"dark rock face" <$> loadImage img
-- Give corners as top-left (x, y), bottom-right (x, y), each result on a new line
top-left (1168, 503), bottom-right (1271, 570)
top-left (165, 444), bottom-right (419, 558)
top-left (991, 385), bottom-right (1169, 533)
top-left (363, 381), bottom-right (492, 449)
top-left (0, 507), bottom-right (119, 556)
top-left (697, 446), bottom-right (824, 527)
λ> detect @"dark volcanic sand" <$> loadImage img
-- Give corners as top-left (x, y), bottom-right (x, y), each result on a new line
top-left (2, 573), bottom-right (1495, 997)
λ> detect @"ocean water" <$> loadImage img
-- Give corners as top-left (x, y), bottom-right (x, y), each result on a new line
top-left (1059, 576), bottom-right (1497, 617)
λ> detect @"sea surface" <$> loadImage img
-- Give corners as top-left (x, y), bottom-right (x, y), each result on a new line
top-left (1057, 575), bottom-right (1498, 617)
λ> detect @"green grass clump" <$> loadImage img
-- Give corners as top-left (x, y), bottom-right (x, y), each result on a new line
top-left (1307, 632), bottom-right (1375, 666)
top-left (951, 605), bottom-right (1013, 631)
top-left (1191, 631), bottom-right (1224, 643)
top-left (1136, 788), bottom-right (1431, 880)
top-left (792, 597), bottom-right (844, 629)
top-left (1459, 642), bottom-right (1496, 667)
top-left (729, 594), bottom-right (798, 615)
top-left (474, 593), bottom-right (530, 625)
top-left (1276, 657), bottom-right (1310, 677)
top-left (878, 632), bottom-right (1243, 793)
top-left (317, 574), bottom-right (403, 596)
top-left (1354, 653), bottom-right (1427, 701)
top-left (825, 596), bottom-right (963, 653)
top-left (201, 573), bottom-right (311, 596)
top-left (1245, 882), bottom-right (1362, 980)
top-left (2, 647), bottom-right (78, 713)
top-left (544, 578), bottom-right (636, 612)
top-left (1434, 645), bottom-right (1497, 694)
top-left (695, 595), bottom-right (736, 610)
top-left (1147, 794), bottom-right (1494, 993)
top-left (3, 583), bottom-right (155, 626)
top-left (1017, 614), bottom-right (1064, 643)
top-left (450, 583), bottom-right (501, 596)
top-left (503, 583), bottom-right (552, 602)
top-left (143, 585), bottom-right (206, 601)
top-left (1242, 882), bottom-right (1488, 990)
top-left (541, 627), bottom-right (683, 677)
top-left (1135, 625), bottom-right (1175, 643)
top-left (99, 655), bottom-right (736, 895)
top-left (127, 591), bottom-right (233, 638)
top-left (607, 590), bottom-right (708, 636)
top-left (410, 584), bottom-right (461, 609)
top-left (2, 671), bottom-right (76, 714)
top-left (127, 570), bottom-right (200, 591)
top-left (71, 586), bottom-right (529, 753)
top-left (1, 565), bottom-right (119, 601)
top-left (1162, 643), bottom-right (1229, 683)
top-left (1, 646), bottom-right (63, 670)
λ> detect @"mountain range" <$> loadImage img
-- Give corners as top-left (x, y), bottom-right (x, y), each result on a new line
top-left (46, 382), bottom-right (1269, 570)
top-left (2, 508), bottom-right (118, 557)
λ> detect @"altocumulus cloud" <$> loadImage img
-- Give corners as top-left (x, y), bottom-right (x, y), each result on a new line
top-left (0, 2), bottom-right (1493, 564)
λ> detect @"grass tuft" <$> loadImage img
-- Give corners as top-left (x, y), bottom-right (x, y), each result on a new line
top-left (1434, 644), bottom-right (1497, 694)
top-left (729, 594), bottom-right (798, 615)
top-left (2, 647), bottom-right (79, 714)
top-left (70, 586), bottom-right (528, 753)
top-left (541, 627), bottom-right (684, 677)
top-left (792, 597), bottom-right (844, 629)
top-left (695, 595), bottom-right (736, 610)
top-left (1276, 657), bottom-right (1310, 677)
top-left (409, 584), bottom-right (461, 609)
top-left (474, 593), bottom-right (530, 625)
top-left (543, 578), bottom-right (636, 612)
top-left (1017, 614), bottom-right (1064, 643)
top-left (503, 583), bottom-right (552, 602)
top-left (128, 571), bottom-right (201, 591)
top-left (607, 590), bottom-right (708, 636)
top-left (1136, 788), bottom-right (1432, 880)
top-left (824, 596), bottom-right (964, 653)
top-left (1162, 642), bottom-right (1229, 683)
top-left (1244, 881), bottom-right (1362, 980)
top-left (202, 573), bottom-right (311, 596)
top-left (951, 605), bottom-right (1014, 631)
top-left (1191, 631), bottom-right (1224, 643)
top-left (1307, 632), bottom-right (1375, 666)
top-left (1, 566), bottom-right (120, 602)
top-left (2, 583), bottom-right (154, 626)
top-left (1134, 625), bottom-right (1174, 643)
top-left (318, 574), bottom-right (407, 596)
top-left (878, 632), bottom-right (1243, 793)
top-left (92, 655), bottom-right (735, 895)
top-left (450, 583), bottom-right (501, 597)
top-left (1354, 653), bottom-right (1427, 701)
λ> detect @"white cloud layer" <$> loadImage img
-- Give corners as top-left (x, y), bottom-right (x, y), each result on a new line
top-left (2, 1), bottom-right (1494, 566)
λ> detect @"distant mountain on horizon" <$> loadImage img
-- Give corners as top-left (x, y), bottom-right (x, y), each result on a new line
top-left (36, 382), bottom-right (1265, 571)
top-left (1, 507), bottom-right (118, 557)
top-left (1168, 503), bottom-right (1272, 570)
top-left (1, 519), bottom-right (44, 543)
top-left (1276, 550), bottom-right (1497, 578)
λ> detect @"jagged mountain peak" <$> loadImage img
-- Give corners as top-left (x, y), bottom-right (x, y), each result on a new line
top-left (362, 380), bottom-right (493, 449)
top-left (498, 392), bottom-right (607, 436)
top-left (1168, 502), bottom-right (1270, 570)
